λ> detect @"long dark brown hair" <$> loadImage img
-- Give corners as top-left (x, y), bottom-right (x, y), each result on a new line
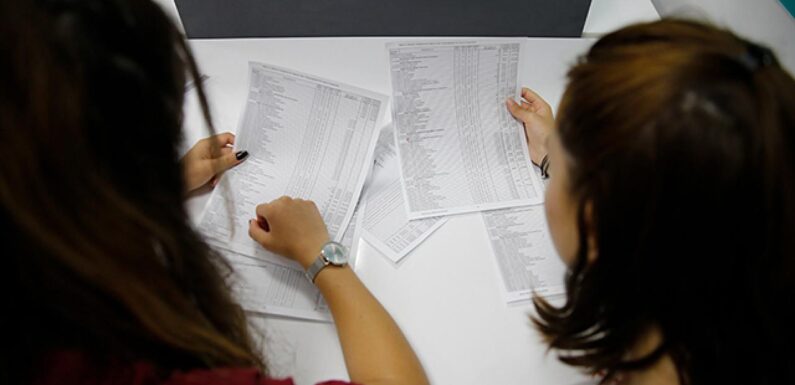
top-left (0, 0), bottom-right (264, 382)
top-left (533, 20), bottom-right (795, 384)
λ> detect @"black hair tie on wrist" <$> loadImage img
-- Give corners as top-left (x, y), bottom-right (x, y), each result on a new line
top-left (738, 42), bottom-right (776, 72)
top-left (540, 154), bottom-right (550, 179)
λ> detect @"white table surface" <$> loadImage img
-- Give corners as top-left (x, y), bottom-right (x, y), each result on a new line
top-left (180, 36), bottom-right (595, 385)
top-left (156, 1), bottom-right (659, 384)
top-left (158, 2), bottom-right (795, 384)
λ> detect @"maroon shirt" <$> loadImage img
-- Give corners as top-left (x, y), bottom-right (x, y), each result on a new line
top-left (34, 351), bottom-right (357, 385)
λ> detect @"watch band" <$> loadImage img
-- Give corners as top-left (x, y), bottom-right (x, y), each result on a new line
top-left (305, 256), bottom-right (329, 283)
top-left (305, 241), bottom-right (349, 283)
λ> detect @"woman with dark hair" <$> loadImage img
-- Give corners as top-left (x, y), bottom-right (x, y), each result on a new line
top-left (0, 1), bottom-right (427, 385)
top-left (507, 19), bottom-right (795, 385)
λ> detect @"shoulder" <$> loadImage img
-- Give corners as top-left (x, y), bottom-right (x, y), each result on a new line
top-left (35, 350), bottom-right (358, 385)
top-left (164, 367), bottom-right (289, 385)
top-left (165, 368), bottom-right (358, 385)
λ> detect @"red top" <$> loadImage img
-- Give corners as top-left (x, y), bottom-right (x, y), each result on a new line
top-left (34, 351), bottom-right (357, 385)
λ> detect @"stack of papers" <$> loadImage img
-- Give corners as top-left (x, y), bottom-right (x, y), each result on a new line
top-left (360, 126), bottom-right (447, 264)
top-left (199, 40), bottom-right (567, 321)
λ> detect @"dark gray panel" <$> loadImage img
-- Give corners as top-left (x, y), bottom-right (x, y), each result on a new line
top-left (175, 0), bottom-right (592, 38)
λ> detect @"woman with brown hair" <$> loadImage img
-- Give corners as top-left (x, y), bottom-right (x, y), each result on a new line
top-left (507, 19), bottom-right (795, 385)
top-left (0, 1), bottom-right (427, 385)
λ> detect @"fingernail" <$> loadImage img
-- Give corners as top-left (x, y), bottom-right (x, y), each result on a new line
top-left (235, 150), bottom-right (249, 161)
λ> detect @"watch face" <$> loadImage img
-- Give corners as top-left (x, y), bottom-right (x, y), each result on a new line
top-left (322, 241), bottom-right (348, 265)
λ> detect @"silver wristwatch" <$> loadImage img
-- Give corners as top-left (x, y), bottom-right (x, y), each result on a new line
top-left (305, 241), bottom-right (348, 283)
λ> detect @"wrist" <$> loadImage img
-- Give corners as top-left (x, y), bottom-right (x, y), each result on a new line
top-left (313, 264), bottom-right (353, 287)
top-left (296, 249), bottom-right (319, 270)
top-left (302, 240), bottom-right (349, 283)
top-left (539, 153), bottom-right (551, 179)
top-left (531, 146), bottom-right (548, 166)
top-left (294, 238), bottom-right (330, 270)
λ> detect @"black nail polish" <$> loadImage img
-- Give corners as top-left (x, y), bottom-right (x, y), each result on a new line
top-left (235, 150), bottom-right (249, 161)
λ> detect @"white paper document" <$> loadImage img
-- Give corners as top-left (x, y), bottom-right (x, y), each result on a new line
top-left (221, 198), bottom-right (364, 322)
top-left (482, 205), bottom-right (566, 303)
top-left (223, 249), bottom-right (331, 322)
top-left (199, 62), bottom-right (387, 268)
top-left (361, 126), bottom-right (447, 263)
top-left (388, 40), bottom-right (544, 219)
top-left (339, 198), bottom-right (365, 269)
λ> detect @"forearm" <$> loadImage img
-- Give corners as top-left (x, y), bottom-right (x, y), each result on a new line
top-left (247, 198), bottom-right (427, 385)
top-left (314, 266), bottom-right (429, 385)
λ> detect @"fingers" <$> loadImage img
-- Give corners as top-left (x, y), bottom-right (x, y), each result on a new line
top-left (253, 196), bottom-right (307, 221)
top-left (248, 218), bottom-right (272, 246)
top-left (250, 202), bottom-right (278, 245)
top-left (255, 201), bottom-right (274, 219)
top-left (520, 87), bottom-right (543, 102)
top-left (211, 132), bottom-right (236, 147)
top-left (506, 98), bottom-right (533, 122)
top-left (249, 197), bottom-right (328, 264)
top-left (211, 150), bottom-right (248, 173)
top-left (520, 88), bottom-right (552, 114)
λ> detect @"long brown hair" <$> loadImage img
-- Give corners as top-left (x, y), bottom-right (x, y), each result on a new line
top-left (533, 20), bottom-right (795, 384)
top-left (1, 0), bottom-right (264, 382)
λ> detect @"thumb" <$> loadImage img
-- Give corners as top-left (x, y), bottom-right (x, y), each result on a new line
top-left (212, 150), bottom-right (248, 173)
top-left (248, 218), bottom-right (273, 247)
top-left (506, 98), bottom-right (534, 122)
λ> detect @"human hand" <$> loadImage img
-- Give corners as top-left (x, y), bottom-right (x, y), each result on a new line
top-left (248, 196), bottom-right (330, 269)
top-left (180, 132), bottom-right (248, 195)
top-left (506, 88), bottom-right (555, 165)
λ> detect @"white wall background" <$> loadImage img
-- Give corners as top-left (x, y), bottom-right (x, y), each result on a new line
top-left (652, 0), bottom-right (795, 73)
top-left (154, 0), bottom-right (794, 74)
